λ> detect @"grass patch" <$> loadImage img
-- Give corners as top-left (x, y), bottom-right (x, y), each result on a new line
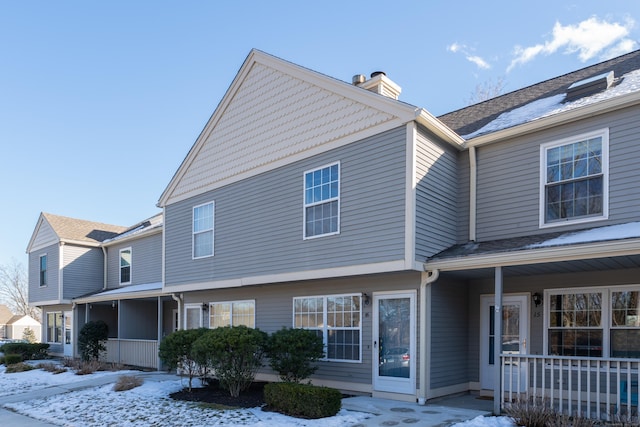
top-left (37, 362), bottom-right (67, 374)
top-left (5, 362), bottom-right (36, 373)
top-left (113, 375), bottom-right (144, 392)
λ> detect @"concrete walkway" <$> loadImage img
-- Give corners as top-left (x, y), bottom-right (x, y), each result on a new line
top-left (0, 371), bottom-right (493, 426)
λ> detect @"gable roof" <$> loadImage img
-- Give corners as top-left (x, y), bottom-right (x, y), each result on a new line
top-left (26, 212), bottom-right (128, 253)
top-left (438, 49), bottom-right (640, 140)
top-left (158, 49), bottom-right (462, 207)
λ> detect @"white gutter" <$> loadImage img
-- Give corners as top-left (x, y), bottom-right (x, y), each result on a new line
top-left (171, 293), bottom-right (183, 331)
top-left (424, 237), bottom-right (640, 272)
top-left (469, 146), bottom-right (477, 242)
top-left (418, 269), bottom-right (439, 405)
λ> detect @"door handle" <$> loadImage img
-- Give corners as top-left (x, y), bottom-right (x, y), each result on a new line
top-left (373, 341), bottom-right (377, 348)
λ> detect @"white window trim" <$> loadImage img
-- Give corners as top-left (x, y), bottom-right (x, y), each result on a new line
top-left (192, 201), bottom-right (215, 259)
top-left (184, 303), bottom-right (203, 329)
top-left (46, 311), bottom-right (63, 344)
top-left (539, 128), bottom-right (609, 229)
top-left (119, 247), bottom-right (132, 285)
top-left (293, 292), bottom-right (362, 363)
top-left (39, 253), bottom-right (47, 287)
top-left (543, 284), bottom-right (640, 358)
top-left (303, 161), bottom-right (341, 240)
top-left (208, 299), bottom-right (256, 328)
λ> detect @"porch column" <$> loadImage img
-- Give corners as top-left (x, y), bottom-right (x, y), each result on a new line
top-left (157, 297), bottom-right (162, 371)
top-left (493, 266), bottom-right (503, 415)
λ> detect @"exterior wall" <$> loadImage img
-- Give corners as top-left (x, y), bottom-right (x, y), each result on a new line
top-left (429, 277), bottom-right (470, 389)
top-left (475, 106), bottom-right (640, 242)
top-left (9, 320), bottom-right (41, 342)
top-left (456, 150), bottom-right (470, 243)
top-left (62, 245), bottom-right (104, 299)
top-left (180, 271), bottom-right (422, 389)
top-left (415, 126), bottom-right (458, 260)
top-left (28, 243), bottom-right (59, 303)
top-left (165, 127), bottom-right (408, 287)
top-left (105, 232), bottom-right (162, 289)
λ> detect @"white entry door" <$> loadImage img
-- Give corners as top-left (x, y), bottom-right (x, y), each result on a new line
top-left (373, 291), bottom-right (416, 394)
top-left (480, 294), bottom-right (529, 391)
top-left (63, 311), bottom-right (73, 357)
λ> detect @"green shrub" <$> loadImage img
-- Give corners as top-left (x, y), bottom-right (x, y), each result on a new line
top-left (22, 328), bottom-right (37, 343)
top-left (78, 320), bottom-right (109, 361)
top-left (0, 342), bottom-right (49, 361)
top-left (267, 327), bottom-right (324, 383)
top-left (264, 382), bottom-right (342, 419)
top-left (158, 328), bottom-right (208, 391)
top-left (3, 353), bottom-right (22, 365)
top-left (192, 326), bottom-right (268, 397)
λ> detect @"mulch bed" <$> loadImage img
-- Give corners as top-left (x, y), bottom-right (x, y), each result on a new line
top-left (170, 380), bottom-right (266, 409)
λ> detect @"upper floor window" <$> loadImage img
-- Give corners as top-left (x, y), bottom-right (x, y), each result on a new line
top-left (304, 163), bottom-right (340, 239)
top-left (294, 293), bottom-right (361, 362)
top-left (119, 248), bottom-right (131, 285)
top-left (193, 202), bottom-right (214, 258)
top-left (209, 300), bottom-right (255, 329)
top-left (540, 129), bottom-right (608, 228)
top-left (39, 254), bottom-right (47, 287)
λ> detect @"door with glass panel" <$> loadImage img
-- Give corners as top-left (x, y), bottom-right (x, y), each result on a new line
top-left (480, 294), bottom-right (529, 391)
top-left (63, 311), bottom-right (73, 357)
top-left (373, 292), bottom-right (416, 394)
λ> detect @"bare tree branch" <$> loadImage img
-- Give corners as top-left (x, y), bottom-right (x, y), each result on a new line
top-left (0, 259), bottom-right (41, 321)
top-left (467, 76), bottom-right (507, 105)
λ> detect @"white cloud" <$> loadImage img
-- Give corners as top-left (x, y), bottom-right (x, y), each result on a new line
top-left (507, 16), bottom-right (636, 72)
top-left (447, 42), bottom-right (491, 69)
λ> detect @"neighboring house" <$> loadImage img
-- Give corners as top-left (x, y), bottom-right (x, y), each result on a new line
top-left (5, 315), bottom-right (41, 342)
top-left (27, 49), bottom-right (640, 417)
top-left (0, 304), bottom-right (14, 339)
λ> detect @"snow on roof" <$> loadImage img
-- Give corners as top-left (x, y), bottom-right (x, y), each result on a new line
top-left (463, 69), bottom-right (640, 139)
top-left (102, 213), bottom-right (162, 244)
top-left (568, 71), bottom-right (613, 89)
top-left (527, 222), bottom-right (640, 249)
top-left (88, 282), bottom-right (162, 298)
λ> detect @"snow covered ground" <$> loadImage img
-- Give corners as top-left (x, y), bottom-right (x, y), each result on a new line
top-left (0, 362), bottom-right (515, 426)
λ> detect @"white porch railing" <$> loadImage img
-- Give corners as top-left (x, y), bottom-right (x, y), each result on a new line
top-left (103, 339), bottom-right (159, 370)
top-left (501, 354), bottom-right (639, 421)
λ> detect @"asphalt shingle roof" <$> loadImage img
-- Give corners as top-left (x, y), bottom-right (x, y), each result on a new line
top-left (43, 213), bottom-right (127, 244)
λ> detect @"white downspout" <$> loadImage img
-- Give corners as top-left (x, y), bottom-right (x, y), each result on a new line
top-left (171, 293), bottom-right (183, 330)
top-left (101, 246), bottom-right (108, 290)
top-left (418, 269), bottom-right (439, 405)
top-left (469, 146), bottom-right (477, 242)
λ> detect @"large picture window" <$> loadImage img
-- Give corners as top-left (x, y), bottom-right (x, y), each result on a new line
top-left (546, 286), bottom-right (640, 358)
top-left (304, 163), bottom-right (339, 238)
top-left (193, 202), bottom-right (214, 258)
top-left (119, 248), bottom-right (131, 284)
top-left (209, 300), bottom-right (255, 329)
top-left (294, 294), bottom-right (361, 362)
top-left (46, 312), bottom-right (63, 344)
top-left (540, 129), bottom-right (608, 227)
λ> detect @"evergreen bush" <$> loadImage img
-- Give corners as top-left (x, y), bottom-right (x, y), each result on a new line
top-left (158, 328), bottom-right (208, 391)
top-left (3, 353), bottom-right (22, 365)
top-left (192, 325), bottom-right (267, 397)
top-left (78, 320), bottom-right (109, 361)
top-left (0, 342), bottom-right (49, 360)
top-left (264, 382), bottom-right (342, 418)
top-left (267, 327), bottom-right (324, 383)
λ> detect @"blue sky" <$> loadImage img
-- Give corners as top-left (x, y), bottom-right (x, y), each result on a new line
top-left (2, 1), bottom-right (640, 268)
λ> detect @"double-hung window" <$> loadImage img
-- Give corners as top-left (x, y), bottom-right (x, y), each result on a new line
top-left (546, 286), bottom-right (640, 358)
top-left (294, 294), bottom-right (361, 362)
top-left (540, 129), bottom-right (608, 227)
top-left (39, 254), bottom-right (47, 287)
top-left (193, 201), bottom-right (214, 258)
top-left (46, 312), bottom-right (63, 344)
top-left (209, 300), bottom-right (255, 328)
top-left (119, 248), bottom-right (131, 285)
top-left (304, 163), bottom-right (339, 238)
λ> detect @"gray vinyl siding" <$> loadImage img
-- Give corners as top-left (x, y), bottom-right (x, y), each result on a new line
top-left (415, 126), bottom-right (458, 260)
top-left (475, 106), bottom-right (640, 242)
top-left (430, 277), bottom-right (469, 389)
top-left (62, 245), bottom-right (104, 299)
top-left (165, 127), bottom-right (407, 287)
top-left (456, 150), bottom-right (470, 243)
top-left (180, 271), bottom-right (421, 388)
top-left (28, 243), bottom-right (59, 303)
top-left (105, 233), bottom-right (162, 289)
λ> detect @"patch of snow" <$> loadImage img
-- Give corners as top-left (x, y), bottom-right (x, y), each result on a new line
top-left (464, 69), bottom-right (640, 139)
top-left (528, 222), bottom-right (640, 248)
top-left (452, 415), bottom-right (516, 427)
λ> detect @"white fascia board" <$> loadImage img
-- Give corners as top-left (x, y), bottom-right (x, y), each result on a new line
top-left (73, 290), bottom-right (165, 304)
top-left (163, 260), bottom-right (413, 293)
top-left (424, 238), bottom-right (640, 271)
top-left (158, 49), bottom-right (421, 208)
top-left (29, 299), bottom-right (67, 306)
top-left (415, 109), bottom-right (465, 149)
top-left (465, 91), bottom-right (640, 149)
